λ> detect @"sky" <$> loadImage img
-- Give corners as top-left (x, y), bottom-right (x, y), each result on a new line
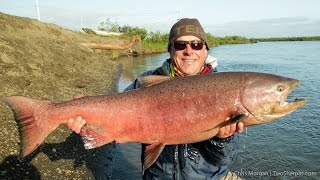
top-left (1, 0), bottom-right (320, 38)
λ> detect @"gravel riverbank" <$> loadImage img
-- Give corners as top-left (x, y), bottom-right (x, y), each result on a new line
top-left (0, 12), bottom-right (134, 179)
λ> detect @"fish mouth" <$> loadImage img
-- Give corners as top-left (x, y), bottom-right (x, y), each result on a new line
top-left (266, 80), bottom-right (307, 119)
top-left (271, 98), bottom-right (307, 118)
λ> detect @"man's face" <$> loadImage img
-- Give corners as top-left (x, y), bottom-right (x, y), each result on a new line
top-left (170, 35), bottom-right (208, 76)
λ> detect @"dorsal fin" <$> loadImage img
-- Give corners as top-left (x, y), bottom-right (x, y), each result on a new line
top-left (138, 75), bottom-right (172, 88)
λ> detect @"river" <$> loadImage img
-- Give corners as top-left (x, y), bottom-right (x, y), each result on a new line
top-left (113, 41), bottom-right (320, 179)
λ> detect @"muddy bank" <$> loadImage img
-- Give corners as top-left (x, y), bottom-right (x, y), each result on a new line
top-left (0, 12), bottom-right (135, 179)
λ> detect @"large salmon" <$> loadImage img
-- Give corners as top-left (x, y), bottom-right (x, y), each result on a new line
top-left (2, 72), bottom-right (307, 170)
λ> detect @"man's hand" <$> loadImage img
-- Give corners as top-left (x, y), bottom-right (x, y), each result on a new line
top-left (67, 116), bottom-right (86, 134)
top-left (216, 122), bottom-right (244, 138)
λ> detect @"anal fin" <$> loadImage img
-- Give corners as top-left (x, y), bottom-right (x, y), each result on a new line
top-left (143, 142), bottom-right (165, 172)
top-left (79, 125), bottom-right (113, 149)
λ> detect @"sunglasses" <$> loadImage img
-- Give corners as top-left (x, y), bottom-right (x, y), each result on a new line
top-left (173, 40), bottom-right (205, 51)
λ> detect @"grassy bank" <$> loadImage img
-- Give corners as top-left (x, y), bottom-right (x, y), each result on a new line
top-left (106, 21), bottom-right (319, 55)
top-left (130, 33), bottom-right (254, 54)
top-left (0, 12), bottom-right (122, 179)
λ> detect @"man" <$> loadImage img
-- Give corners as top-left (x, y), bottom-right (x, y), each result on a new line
top-left (68, 18), bottom-right (243, 179)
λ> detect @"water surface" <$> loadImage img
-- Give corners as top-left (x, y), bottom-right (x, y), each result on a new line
top-left (114, 41), bottom-right (320, 179)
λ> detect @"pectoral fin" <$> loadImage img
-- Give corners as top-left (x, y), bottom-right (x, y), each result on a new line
top-left (219, 113), bottom-right (248, 128)
top-left (143, 142), bottom-right (165, 172)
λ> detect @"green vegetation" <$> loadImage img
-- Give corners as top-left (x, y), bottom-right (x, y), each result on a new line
top-left (97, 19), bottom-right (254, 54)
top-left (111, 50), bottom-right (120, 60)
top-left (250, 36), bottom-right (320, 42)
top-left (206, 34), bottom-right (253, 47)
top-left (97, 19), bottom-right (319, 54)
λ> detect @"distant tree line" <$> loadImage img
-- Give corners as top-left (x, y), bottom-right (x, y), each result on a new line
top-left (250, 36), bottom-right (320, 42)
top-left (97, 19), bottom-right (319, 53)
top-left (97, 19), bottom-right (252, 45)
top-left (206, 34), bottom-right (253, 47)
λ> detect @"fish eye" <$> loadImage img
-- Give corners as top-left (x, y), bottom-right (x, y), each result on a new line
top-left (277, 86), bottom-right (284, 92)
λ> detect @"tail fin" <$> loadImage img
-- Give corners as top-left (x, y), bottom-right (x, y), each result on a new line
top-left (3, 96), bottom-right (57, 157)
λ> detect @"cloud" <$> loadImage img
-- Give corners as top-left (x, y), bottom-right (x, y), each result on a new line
top-left (206, 17), bottom-right (320, 38)
top-left (38, 7), bottom-right (178, 31)
top-left (34, 8), bottom-right (320, 38)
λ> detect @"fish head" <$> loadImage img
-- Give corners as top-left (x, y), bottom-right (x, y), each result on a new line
top-left (241, 73), bottom-right (307, 125)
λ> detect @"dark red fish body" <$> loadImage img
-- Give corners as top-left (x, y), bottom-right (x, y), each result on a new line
top-left (3, 72), bottom-right (307, 170)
